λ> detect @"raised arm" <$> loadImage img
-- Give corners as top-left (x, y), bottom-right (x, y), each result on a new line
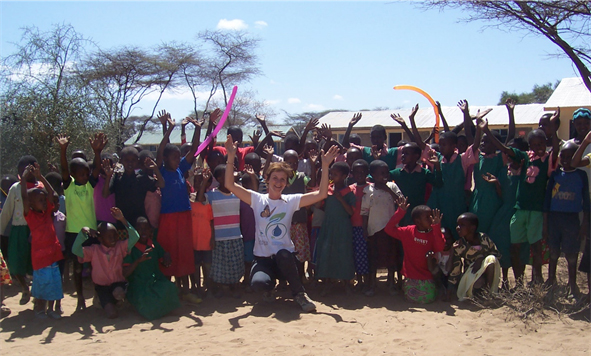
top-left (185, 114), bottom-right (206, 164)
top-left (480, 119), bottom-right (514, 157)
top-left (35, 163), bottom-right (54, 199)
top-left (458, 100), bottom-right (474, 145)
top-left (156, 117), bottom-right (175, 168)
top-left (572, 131), bottom-right (591, 167)
top-left (144, 157), bottom-right (165, 188)
top-left (157, 110), bottom-right (169, 138)
top-left (436, 101), bottom-right (450, 132)
top-left (471, 118), bottom-right (484, 155)
top-left (342, 113), bottom-right (362, 148)
top-left (299, 145), bottom-right (339, 208)
top-left (299, 117), bottom-right (319, 155)
top-left (20, 165), bottom-right (32, 215)
top-left (549, 107), bottom-right (561, 164)
top-left (255, 113), bottom-right (270, 135)
top-left (56, 134), bottom-right (71, 188)
top-left (505, 98), bottom-right (516, 145)
top-left (89, 132), bottom-right (108, 180)
top-left (110, 207), bottom-right (139, 250)
top-left (391, 113), bottom-right (416, 143)
top-left (224, 135), bottom-right (252, 205)
top-left (407, 104), bottom-right (426, 150)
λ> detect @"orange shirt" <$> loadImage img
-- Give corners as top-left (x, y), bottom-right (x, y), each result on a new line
top-left (191, 201), bottom-right (213, 251)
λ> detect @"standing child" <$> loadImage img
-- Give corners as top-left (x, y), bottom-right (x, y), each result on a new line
top-left (240, 166), bottom-right (260, 291)
top-left (21, 163), bottom-right (64, 318)
top-left (52, 193), bottom-right (66, 314)
top-left (72, 207), bottom-right (139, 318)
top-left (190, 168), bottom-right (214, 296)
top-left (58, 133), bottom-right (107, 310)
top-left (204, 165), bottom-right (244, 297)
top-left (448, 213), bottom-right (501, 301)
top-left (123, 217), bottom-right (181, 320)
top-left (383, 197), bottom-right (445, 304)
top-left (155, 114), bottom-right (203, 304)
top-left (349, 159), bottom-right (370, 290)
top-left (0, 156), bottom-right (39, 304)
top-left (361, 160), bottom-right (402, 296)
top-left (544, 141), bottom-right (589, 296)
top-left (315, 162), bottom-right (355, 294)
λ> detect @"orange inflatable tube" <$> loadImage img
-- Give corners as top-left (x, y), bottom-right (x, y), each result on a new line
top-left (394, 85), bottom-right (440, 143)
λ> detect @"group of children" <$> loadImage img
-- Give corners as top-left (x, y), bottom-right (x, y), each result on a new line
top-left (0, 101), bottom-right (590, 319)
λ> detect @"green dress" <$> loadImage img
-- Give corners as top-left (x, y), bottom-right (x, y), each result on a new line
top-left (470, 153), bottom-right (504, 234)
top-left (390, 167), bottom-right (442, 226)
top-left (315, 187), bottom-right (356, 280)
top-left (124, 240), bottom-right (181, 320)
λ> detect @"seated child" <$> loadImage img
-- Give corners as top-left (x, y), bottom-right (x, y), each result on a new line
top-left (123, 217), bottom-right (181, 320)
top-left (448, 213), bottom-right (501, 301)
top-left (383, 197), bottom-right (445, 304)
top-left (72, 207), bottom-right (140, 318)
top-left (21, 163), bottom-right (64, 318)
top-left (430, 227), bottom-right (454, 300)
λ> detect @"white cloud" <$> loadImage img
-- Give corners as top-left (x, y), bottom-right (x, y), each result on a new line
top-left (217, 19), bottom-right (248, 31)
top-left (287, 98), bottom-right (301, 104)
top-left (307, 103), bottom-right (325, 110)
top-left (269, 79), bottom-right (276, 85)
top-left (333, 94), bottom-right (343, 100)
top-left (264, 99), bottom-right (280, 105)
top-left (254, 21), bottom-right (268, 29)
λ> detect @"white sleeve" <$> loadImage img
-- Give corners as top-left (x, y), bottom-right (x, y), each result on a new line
top-left (360, 186), bottom-right (370, 216)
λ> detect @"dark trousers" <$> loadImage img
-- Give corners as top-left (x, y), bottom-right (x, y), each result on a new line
top-left (250, 249), bottom-right (305, 296)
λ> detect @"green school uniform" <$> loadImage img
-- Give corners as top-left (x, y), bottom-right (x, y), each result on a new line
top-left (362, 146), bottom-right (399, 171)
top-left (390, 166), bottom-right (442, 226)
top-left (509, 148), bottom-right (551, 212)
top-left (470, 153), bottom-right (505, 234)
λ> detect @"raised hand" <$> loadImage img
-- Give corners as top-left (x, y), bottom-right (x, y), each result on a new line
top-left (166, 117), bottom-right (176, 132)
top-left (477, 118), bottom-right (489, 132)
top-left (505, 98), bottom-right (516, 111)
top-left (255, 113), bottom-right (266, 124)
top-left (110, 207), bottom-right (125, 222)
top-left (249, 129), bottom-right (262, 147)
top-left (426, 149), bottom-right (439, 166)
top-left (409, 103), bottom-right (419, 120)
top-left (181, 117), bottom-right (189, 127)
top-left (262, 144), bottom-right (274, 157)
top-left (390, 113), bottom-right (405, 125)
top-left (457, 99), bottom-right (469, 114)
top-left (305, 117), bottom-right (319, 132)
top-left (47, 163), bottom-right (59, 173)
top-left (396, 195), bottom-right (410, 211)
top-left (102, 158), bottom-right (114, 177)
top-left (56, 134), bottom-right (70, 149)
top-left (22, 164), bottom-right (34, 181)
top-left (89, 132), bottom-right (108, 152)
top-left (321, 145), bottom-right (339, 166)
top-left (31, 162), bottom-right (42, 179)
top-left (224, 134), bottom-right (238, 155)
top-left (549, 107), bottom-right (560, 128)
top-left (157, 110), bottom-right (170, 126)
top-left (209, 108), bottom-right (223, 125)
top-left (435, 101), bottom-right (443, 115)
top-left (270, 130), bottom-right (285, 139)
top-left (137, 248), bottom-right (153, 263)
top-left (431, 208), bottom-right (442, 225)
top-left (244, 164), bottom-right (255, 176)
top-left (481, 172), bottom-right (498, 184)
top-left (308, 149), bottom-right (318, 164)
top-left (144, 157), bottom-right (158, 171)
top-left (349, 113), bottom-right (362, 127)
top-left (474, 108), bottom-right (493, 121)
top-left (318, 123), bottom-right (332, 140)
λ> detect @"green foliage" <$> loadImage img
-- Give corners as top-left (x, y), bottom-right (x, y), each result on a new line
top-left (498, 81), bottom-right (559, 105)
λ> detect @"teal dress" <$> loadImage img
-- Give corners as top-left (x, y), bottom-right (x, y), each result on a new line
top-left (390, 167), bottom-right (442, 226)
top-left (315, 188), bottom-right (356, 280)
top-left (428, 153), bottom-right (468, 240)
top-left (470, 153), bottom-right (504, 234)
top-left (124, 240), bottom-right (181, 320)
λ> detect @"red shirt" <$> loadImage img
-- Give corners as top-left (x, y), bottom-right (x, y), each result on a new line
top-left (211, 146), bottom-right (255, 171)
top-left (349, 183), bottom-right (368, 227)
top-left (25, 201), bottom-right (64, 270)
top-left (384, 207), bottom-right (445, 280)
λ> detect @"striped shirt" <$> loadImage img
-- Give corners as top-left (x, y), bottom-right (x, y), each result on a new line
top-left (205, 189), bottom-right (242, 242)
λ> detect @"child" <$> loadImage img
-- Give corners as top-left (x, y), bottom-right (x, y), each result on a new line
top-left (383, 197), bottom-right (445, 304)
top-left (240, 167), bottom-right (259, 290)
top-left (481, 115), bottom-right (559, 284)
top-left (123, 217), bottom-right (181, 320)
top-left (448, 213), bottom-right (501, 301)
top-left (544, 141), bottom-right (589, 295)
top-left (282, 149), bottom-right (317, 278)
top-left (139, 150), bottom-right (162, 229)
top-left (57, 132), bottom-right (106, 310)
top-left (52, 192), bottom-right (66, 314)
top-left (390, 143), bottom-right (442, 226)
top-left (345, 148), bottom-right (363, 186)
top-left (72, 207), bottom-right (139, 318)
top-left (315, 162), bottom-right (355, 294)
top-left (432, 227), bottom-right (454, 300)
top-left (44, 172), bottom-right (65, 215)
top-left (155, 116), bottom-right (202, 303)
top-left (94, 153), bottom-right (116, 225)
top-left (205, 165), bottom-right (244, 297)
top-left (361, 160), bottom-right (402, 296)
top-left (0, 155), bottom-right (40, 304)
top-left (190, 168), bottom-right (214, 296)
top-left (21, 163), bottom-right (64, 318)
top-left (349, 159), bottom-right (370, 290)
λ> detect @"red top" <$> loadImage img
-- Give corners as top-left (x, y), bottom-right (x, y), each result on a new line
top-left (211, 146), bottom-right (255, 171)
top-left (349, 183), bottom-right (368, 227)
top-left (384, 207), bottom-right (445, 280)
top-left (25, 201), bottom-right (64, 270)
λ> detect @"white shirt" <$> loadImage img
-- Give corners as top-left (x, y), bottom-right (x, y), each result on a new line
top-left (360, 182), bottom-right (401, 236)
top-left (250, 191), bottom-right (302, 257)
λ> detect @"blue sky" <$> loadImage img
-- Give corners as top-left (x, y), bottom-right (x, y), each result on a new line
top-left (1, 1), bottom-right (578, 122)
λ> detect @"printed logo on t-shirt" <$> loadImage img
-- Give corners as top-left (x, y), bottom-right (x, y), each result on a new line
top-left (260, 205), bottom-right (287, 240)
top-left (260, 205), bottom-right (276, 218)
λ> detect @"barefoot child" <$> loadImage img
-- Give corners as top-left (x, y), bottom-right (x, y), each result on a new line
top-left (72, 207), bottom-right (139, 318)
top-left (349, 159), bottom-right (370, 290)
top-left (544, 141), bottom-right (589, 295)
top-left (190, 168), bottom-right (214, 296)
top-left (448, 213), bottom-right (501, 301)
top-left (123, 217), bottom-right (181, 320)
top-left (383, 196), bottom-right (445, 304)
top-left (21, 163), bottom-right (64, 318)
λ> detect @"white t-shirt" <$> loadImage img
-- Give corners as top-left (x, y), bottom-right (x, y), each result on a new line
top-left (250, 191), bottom-right (302, 257)
top-left (360, 182), bottom-right (401, 236)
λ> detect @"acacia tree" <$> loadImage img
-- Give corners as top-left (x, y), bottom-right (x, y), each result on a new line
top-left (1, 24), bottom-right (97, 173)
top-left (423, 1), bottom-right (591, 92)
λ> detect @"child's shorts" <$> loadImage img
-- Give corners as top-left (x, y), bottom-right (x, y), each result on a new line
top-left (194, 250), bottom-right (212, 265)
top-left (95, 281), bottom-right (128, 308)
top-left (243, 240), bottom-right (255, 263)
top-left (510, 210), bottom-right (543, 244)
top-left (31, 262), bottom-right (63, 301)
top-left (548, 212), bottom-right (580, 255)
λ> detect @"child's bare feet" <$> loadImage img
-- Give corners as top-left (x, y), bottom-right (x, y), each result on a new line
top-left (104, 303), bottom-right (118, 319)
top-left (76, 296), bottom-right (86, 311)
top-left (19, 290), bottom-right (31, 305)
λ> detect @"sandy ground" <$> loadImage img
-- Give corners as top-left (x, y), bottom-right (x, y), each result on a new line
top-left (1, 264), bottom-right (590, 356)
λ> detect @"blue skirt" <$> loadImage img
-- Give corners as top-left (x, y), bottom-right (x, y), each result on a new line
top-left (31, 262), bottom-right (63, 301)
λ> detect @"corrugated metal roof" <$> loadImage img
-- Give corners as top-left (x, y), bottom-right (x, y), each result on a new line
top-left (545, 77), bottom-right (591, 109)
top-left (125, 124), bottom-right (295, 146)
top-left (318, 104), bottom-right (546, 130)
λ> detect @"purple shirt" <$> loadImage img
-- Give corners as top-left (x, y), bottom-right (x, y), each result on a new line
top-left (240, 200), bottom-right (255, 242)
top-left (94, 175), bottom-right (116, 223)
